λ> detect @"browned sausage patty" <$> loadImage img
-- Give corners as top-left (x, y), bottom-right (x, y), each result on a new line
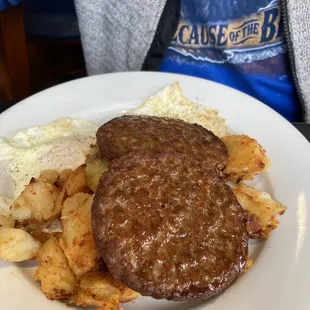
top-left (92, 151), bottom-right (248, 301)
top-left (96, 115), bottom-right (228, 170)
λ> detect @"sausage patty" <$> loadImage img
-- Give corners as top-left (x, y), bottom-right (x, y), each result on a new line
top-left (92, 151), bottom-right (248, 301)
top-left (96, 115), bottom-right (228, 170)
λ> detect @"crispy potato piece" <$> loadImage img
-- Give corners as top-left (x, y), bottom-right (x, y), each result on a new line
top-left (47, 168), bottom-right (86, 224)
top-left (0, 215), bottom-right (15, 228)
top-left (233, 183), bottom-right (286, 238)
top-left (10, 204), bottom-right (32, 222)
top-left (41, 170), bottom-right (60, 184)
top-left (55, 187), bottom-right (67, 207)
top-left (41, 170), bottom-right (70, 226)
top-left (97, 305), bottom-right (120, 310)
top-left (222, 135), bottom-right (269, 181)
top-left (70, 271), bottom-right (138, 309)
top-left (244, 211), bottom-right (263, 238)
top-left (86, 156), bottom-right (109, 192)
top-left (21, 221), bottom-right (60, 244)
top-left (45, 188), bottom-right (68, 226)
top-left (118, 282), bottom-right (140, 303)
top-left (29, 230), bottom-right (53, 244)
top-left (0, 228), bottom-right (40, 262)
top-left (60, 194), bottom-right (100, 278)
top-left (11, 177), bottom-right (60, 223)
top-left (243, 259), bottom-right (253, 273)
top-left (64, 165), bottom-right (88, 196)
top-left (56, 169), bottom-right (73, 188)
top-left (43, 167), bottom-right (90, 228)
top-left (35, 236), bottom-right (76, 300)
top-left (70, 271), bottom-right (121, 309)
top-left (61, 192), bottom-right (90, 220)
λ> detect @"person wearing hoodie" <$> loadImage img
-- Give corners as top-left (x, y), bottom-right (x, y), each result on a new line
top-left (74, 0), bottom-right (310, 123)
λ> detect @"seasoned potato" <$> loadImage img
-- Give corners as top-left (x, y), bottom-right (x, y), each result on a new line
top-left (29, 230), bottom-right (53, 244)
top-left (35, 236), bottom-right (76, 300)
top-left (85, 144), bottom-right (109, 192)
top-left (70, 271), bottom-right (121, 309)
top-left (61, 192), bottom-right (90, 220)
top-left (233, 183), bottom-right (286, 238)
top-left (47, 168), bottom-right (86, 223)
top-left (40, 170), bottom-right (60, 184)
top-left (222, 135), bottom-right (269, 181)
top-left (86, 157), bottom-right (109, 192)
top-left (11, 177), bottom-right (60, 223)
top-left (0, 215), bottom-right (15, 228)
top-left (21, 221), bottom-right (59, 244)
top-left (56, 169), bottom-right (73, 188)
top-left (244, 259), bottom-right (253, 272)
top-left (0, 228), bottom-right (40, 262)
top-left (60, 194), bottom-right (100, 278)
top-left (64, 165), bottom-right (88, 196)
top-left (48, 188), bottom-right (68, 226)
top-left (70, 271), bottom-right (139, 309)
top-left (10, 204), bottom-right (32, 222)
top-left (55, 187), bottom-right (67, 206)
top-left (118, 282), bottom-right (140, 303)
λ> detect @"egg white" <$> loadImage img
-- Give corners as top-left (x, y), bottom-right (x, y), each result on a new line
top-left (0, 118), bottom-right (98, 199)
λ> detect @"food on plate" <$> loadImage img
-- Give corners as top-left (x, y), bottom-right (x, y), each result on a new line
top-left (0, 228), bottom-right (40, 262)
top-left (26, 226), bottom-right (56, 244)
top-left (11, 176), bottom-right (60, 223)
top-left (0, 118), bottom-right (98, 199)
top-left (40, 169), bottom-right (61, 184)
top-left (60, 193), bottom-right (101, 278)
top-left (0, 82), bottom-right (287, 309)
top-left (0, 196), bottom-right (15, 228)
top-left (222, 135), bottom-right (269, 182)
top-left (233, 183), bottom-right (286, 239)
top-left (35, 236), bottom-right (77, 300)
top-left (129, 81), bottom-right (228, 137)
top-left (0, 196), bottom-right (13, 217)
top-left (69, 271), bottom-right (139, 309)
top-left (55, 169), bottom-right (74, 188)
top-left (96, 115), bottom-right (228, 170)
top-left (62, 164), bottom-right (89, 197)
top-left (30, 168), bottom-right (139, 309)
top-left (9, 164), bottom-right (90, 225)
top-left (0, 215), bottom-right (15, 228)
top-left (35, 235), bottom-right (138, 309)
top-left (92, 151), bottom-right (248, 300)
top-left (85, 145), bottom-right (109, 192)
top-left (61, 192), bottom-right (90, 219)
top-left (244, 259), bottom-right (254, 271)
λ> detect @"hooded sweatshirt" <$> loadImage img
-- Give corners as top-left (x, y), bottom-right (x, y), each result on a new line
top-left (74, 0), bottom-right (310, 122)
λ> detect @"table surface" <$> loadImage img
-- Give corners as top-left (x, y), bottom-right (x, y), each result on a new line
top-left (293, 123), bottom-right (310, 142)
top-left (0, 102), bottom-right (309, 142)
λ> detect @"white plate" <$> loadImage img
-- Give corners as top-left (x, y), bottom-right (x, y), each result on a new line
top-left (0, 72), bottom-right (310, 310)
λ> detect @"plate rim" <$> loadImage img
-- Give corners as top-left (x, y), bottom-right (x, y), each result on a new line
top-left (0, 71), bottom-right (310, 310)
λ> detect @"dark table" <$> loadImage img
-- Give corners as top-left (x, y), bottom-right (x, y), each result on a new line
top-left (293, 123), bottom-right (310, 142)
top-left (0, 101), bottom-right (15, 113)
top-left (0, 102), bottom-right (309, 142)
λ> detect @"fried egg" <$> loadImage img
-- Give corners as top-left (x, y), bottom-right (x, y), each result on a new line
top-left (129, 82), bottom-right (229, 137)
top-left (0, 118), bottom-right (98, 199)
